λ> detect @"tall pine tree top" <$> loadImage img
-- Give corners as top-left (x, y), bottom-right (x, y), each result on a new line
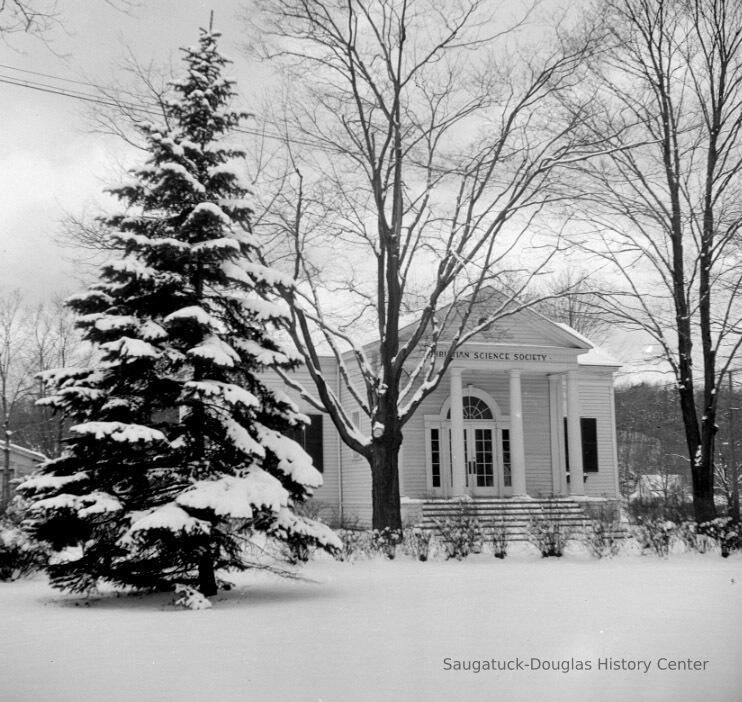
top-left (20, 28), bottom-right (340, 596)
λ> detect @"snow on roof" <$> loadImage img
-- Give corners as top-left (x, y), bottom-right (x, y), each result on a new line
top-left (552, 322), bottom-right (621, 368)
top-left (8, 444), bottom-right (47, 461)
top-left (578, 346), bottom-right (622, 368)
top-left (552, 322), bottom-right (595, 348)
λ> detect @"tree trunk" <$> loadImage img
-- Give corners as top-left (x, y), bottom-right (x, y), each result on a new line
top-left (369, 435), bottom-right (402, 531)
top-left (197, 553), bottom-right (217, 597)
top-left (680, 395), bottom-right (713, 523)
top-left (692, 454), bottom-right (717, 524)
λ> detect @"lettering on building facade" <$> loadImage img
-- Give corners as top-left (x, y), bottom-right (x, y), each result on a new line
top-left (436, 350), bottom-right (552, 363)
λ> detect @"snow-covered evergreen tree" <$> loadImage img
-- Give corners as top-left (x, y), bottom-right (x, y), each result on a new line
top-left (19, 28), bottom-right (340, 596)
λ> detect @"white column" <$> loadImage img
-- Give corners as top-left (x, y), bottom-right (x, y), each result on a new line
top-left (566, 369), bottom-right (585, 496)
top-left (449, 367), bottom-right (467, 497)
top-left (548, 374), bottom-right (565, 495)
top-left (509, 370), bottom-right (527, 496)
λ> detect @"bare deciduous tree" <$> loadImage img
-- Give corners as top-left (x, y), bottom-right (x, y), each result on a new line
top-left (0, 0), bottom-right (60, 36)
top-left (22, 298), bottom-right (87, 457)
top-left (247, 0), bottom-right (602, 528)
top-left (82, 50), bottom-right (174, 151)
top-left (0, 291), bottom-right (35, 508)
top-left (0, 292), bottom-right (87, 507)
top-left (564, 0), bottom-right (742, 522)
top-left (0, 0), bottom-right (136, 40)
top-left (534, 269), bottom-right (612, 342)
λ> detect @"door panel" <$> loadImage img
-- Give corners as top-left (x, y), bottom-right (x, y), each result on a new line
top-left (465, 424), bottom-right (497, 494)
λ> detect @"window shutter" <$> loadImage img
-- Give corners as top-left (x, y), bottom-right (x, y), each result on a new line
top-left (580, 417), bottom-right (598, 473)
top-left (563, 417), bottom-right (599, 473)
top-left (305, 414), bottom-right (324, 473)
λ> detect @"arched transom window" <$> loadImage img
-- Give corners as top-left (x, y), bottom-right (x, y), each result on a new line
top-left (446, 396), bottom-right (493, 420)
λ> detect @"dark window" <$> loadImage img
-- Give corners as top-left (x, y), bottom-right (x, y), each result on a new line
top-left (563, 417), bottom-right (599, 473)
top-left (580, 417), bottom-right (598, 473)
top-left (430, 427), bottom-right (441, 488)
top-left (502, 428), bottom-right (512, 487)
top-left (288, 414), bottom-right (324, 473)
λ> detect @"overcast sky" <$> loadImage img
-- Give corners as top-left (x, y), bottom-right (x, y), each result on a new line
top-left (0, 0), bottom-right (667, 381)
top-left (1, 0), bottom-right (251, 300)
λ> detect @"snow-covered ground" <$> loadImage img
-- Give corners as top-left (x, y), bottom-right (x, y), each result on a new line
top-left (1, 548), bottom-right (740, 702)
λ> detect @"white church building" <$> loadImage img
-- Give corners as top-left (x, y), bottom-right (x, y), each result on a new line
top-left (270, 305), bottom-right (621, 525)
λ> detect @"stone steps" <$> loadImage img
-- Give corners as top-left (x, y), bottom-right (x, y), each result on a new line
top-left (419, 498), bottom-right (625, 541)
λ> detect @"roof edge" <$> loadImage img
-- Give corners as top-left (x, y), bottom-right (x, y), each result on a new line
top-left (7, 443), bottom-right (47, 461)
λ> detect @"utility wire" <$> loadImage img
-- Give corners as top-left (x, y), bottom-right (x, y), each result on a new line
top-left (0, 62), bottom-right (341, 153)
top-left (0, 70), bottom-right (164, 112)
top-left (1, 60), bottom-right (460, 172)
top-left (0, 75), bottom-right (148, 110)
top-left (0, 62), bottom-right (110, 88)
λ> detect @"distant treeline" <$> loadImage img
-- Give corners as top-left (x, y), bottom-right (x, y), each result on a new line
top-left (615, 382), bottom-right (741, 500)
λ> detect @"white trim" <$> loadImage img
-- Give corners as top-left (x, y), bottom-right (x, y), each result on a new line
top-left (438, 386), bottom-right (503, 421)
top-left (426, 385), bottom-right (515, 498)
top-left (499, 423), bottom-right (513, 496)
top-left (566, 370), bottom-right (585, 496)
top-left (449, 368), bottom-right (466, 497)
top-left (548, 374), bottom-right (565, 496)
top-left (423, 420), bottom-right (450, 497)
top-left (424, 421), bottom-right (435, 494)
top-left (7, 444), bottom-right (46, 461)
top-left (462, 422), bottom-right (496, 496)
top-left (508, 370), bottom-right (527, 495)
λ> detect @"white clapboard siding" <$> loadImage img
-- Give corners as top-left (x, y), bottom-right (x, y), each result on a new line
top-left (579, 374), bottom-right (620, 498)
top-left (335, 357), bottom-right (374, 525)
top-left (259, 365), bottom-right (341, 508)
top-left (471, 312), bottom-right (569, 347)
top-left (338, 405), bottom-right (373, 524)
top-left (522, 375), bottom-right (554, 495)
top-left (8, 444), bottom-right (47, 481)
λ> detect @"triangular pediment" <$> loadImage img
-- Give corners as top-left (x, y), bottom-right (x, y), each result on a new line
top-left (396, 287), bottom-right (593, 351)
top-left (467, 309), bottom-right (591, 348)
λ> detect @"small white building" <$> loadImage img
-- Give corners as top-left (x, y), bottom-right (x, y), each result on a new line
top-left (2, 443), bottom-right (47, 504)
top-left (4, 443), bottom-right (46, 481)
top-left (268, 304), bottom-right (621, 525)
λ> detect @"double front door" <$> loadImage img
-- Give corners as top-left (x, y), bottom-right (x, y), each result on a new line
top-left (429, 420), bottom-right (512, 496)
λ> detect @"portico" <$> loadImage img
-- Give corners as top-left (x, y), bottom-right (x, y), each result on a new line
top-left (424, 339), bottom-right (604, 500)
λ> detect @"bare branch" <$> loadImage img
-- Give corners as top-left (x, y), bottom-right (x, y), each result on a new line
top-left (242, 0), bottom-right (603, 527)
